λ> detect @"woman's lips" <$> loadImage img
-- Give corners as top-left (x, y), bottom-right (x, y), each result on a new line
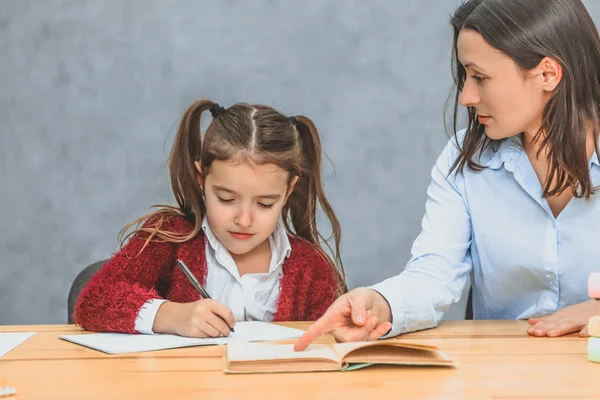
top-left (478, 115), bottom-right (491, 124)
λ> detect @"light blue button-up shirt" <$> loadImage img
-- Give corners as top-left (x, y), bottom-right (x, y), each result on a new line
top-left (371, 130), bottom-right (600, 337)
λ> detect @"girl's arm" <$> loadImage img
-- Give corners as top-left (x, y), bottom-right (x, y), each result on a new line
top-left (73, 229), bottom-right (175, 333)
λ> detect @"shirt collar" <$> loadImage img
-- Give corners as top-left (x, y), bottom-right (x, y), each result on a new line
top-left (590, 150), bottom-right (600, 168)
top-left (201, 216), bottom-right (221, 252)
top-left (479, 135), bottom-right (600, 171)
top-left (201, 216), bottom-right (292, 272)
top-left (269, 217), bottom-right (293, 267)
top-left (477, 135), bottom-right (523, 172)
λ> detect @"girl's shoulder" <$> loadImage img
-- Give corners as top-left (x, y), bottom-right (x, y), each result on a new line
top-left (140, 213), bottom-right (196, 235)
top-left (127, 213), bottom-right (204, 251)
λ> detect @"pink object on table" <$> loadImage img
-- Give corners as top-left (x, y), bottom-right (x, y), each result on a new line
top-left (589, 273), bottom-right (600, 299)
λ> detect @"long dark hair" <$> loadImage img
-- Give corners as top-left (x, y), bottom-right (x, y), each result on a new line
top-left (448, 0), bottom-right (600, 198)
top-left (120, 100), bottom-right (346, 294)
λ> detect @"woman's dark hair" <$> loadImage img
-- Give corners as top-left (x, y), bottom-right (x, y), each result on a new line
top-left (449, 0), bottom-right (600, 198)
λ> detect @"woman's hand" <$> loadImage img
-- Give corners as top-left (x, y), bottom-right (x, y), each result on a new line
top-left (294, 288), bottom-right (393, 351)
top-left (527, 300), bottom-right (597, 337)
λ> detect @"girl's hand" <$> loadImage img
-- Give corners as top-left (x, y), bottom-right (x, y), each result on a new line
top-left (527, 300), bottom-right (597, 337)
top-left (153, 299), bottom-right (235, 338)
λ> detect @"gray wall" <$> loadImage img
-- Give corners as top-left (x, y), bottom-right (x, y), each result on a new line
top-left (2, 0), bottom-right (600, 325)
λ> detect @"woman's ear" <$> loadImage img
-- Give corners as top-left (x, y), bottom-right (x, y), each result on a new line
top-left (194, 161), bottom-right (204, 188)
top-left (534, 56), bottom-right (563, 92)
top-left (284, 176), bottom-right (299, 203)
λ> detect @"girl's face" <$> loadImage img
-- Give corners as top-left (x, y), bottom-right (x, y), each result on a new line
top-left (200, 160), bottom-right (296, 256)
top-left (456, 29), bottom-right (556, 140)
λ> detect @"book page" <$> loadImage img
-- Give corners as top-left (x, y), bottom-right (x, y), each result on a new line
top-left (333, 340), bottom-right (454, 366)
top-left (226, 342), bottom-right (340, 363)
top-left (333, 339), bottom-right (441, 358)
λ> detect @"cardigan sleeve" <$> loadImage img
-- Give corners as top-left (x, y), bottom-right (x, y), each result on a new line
top-left (73, 221), bottom-right (178, 333)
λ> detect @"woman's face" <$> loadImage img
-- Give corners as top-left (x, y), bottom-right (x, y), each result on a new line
top-left (457, 29), bottom-right (552, 140)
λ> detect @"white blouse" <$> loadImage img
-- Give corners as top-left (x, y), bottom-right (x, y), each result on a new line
top-left (134, 217), bottom-right (291, 334)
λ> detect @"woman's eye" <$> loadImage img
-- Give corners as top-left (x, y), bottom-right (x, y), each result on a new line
top-left (472, 75), bottom-right (486, 84)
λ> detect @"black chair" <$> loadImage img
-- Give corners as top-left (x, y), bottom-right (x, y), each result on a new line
top-left (465, 286), bottom-right (473, 320)
top-left (67, 260), bottom-right (107, 323)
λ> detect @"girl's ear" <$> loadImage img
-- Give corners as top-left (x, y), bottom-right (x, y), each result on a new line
top-left (284, 176), bottom-right (299, 204)
top-left (194, 161), bottom-right (204, 188)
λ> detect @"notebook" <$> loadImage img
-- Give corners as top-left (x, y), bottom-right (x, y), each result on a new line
top-left (59, 321), bottom-right (305, 355)
top-left (0, 332), bottom-right (36, 358)
top-left (224, 339), bottom-right (456, 373)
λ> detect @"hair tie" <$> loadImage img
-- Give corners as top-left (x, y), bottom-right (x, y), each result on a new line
top-left (210, 103), bottom-right (226, 118)
top-left (287, 116), bottom-right (298, 125)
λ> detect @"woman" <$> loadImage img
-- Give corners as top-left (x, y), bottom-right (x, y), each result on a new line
top-left (296, 0), bottom-right (600, 350)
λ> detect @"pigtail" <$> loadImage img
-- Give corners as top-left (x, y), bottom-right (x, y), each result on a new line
top-left (285, 115), bottom-right (347, 295)
top-left (119, 100), bottom-right (215, 249)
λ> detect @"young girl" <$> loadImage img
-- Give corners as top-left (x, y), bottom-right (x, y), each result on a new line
top-left (296, 0), bottom-right (600, 349)
top-left (74, 100), bottom-right (346, 337)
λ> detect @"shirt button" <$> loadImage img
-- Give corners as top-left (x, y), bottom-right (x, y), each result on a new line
top-left (548, 272), bottom-right (557, 281)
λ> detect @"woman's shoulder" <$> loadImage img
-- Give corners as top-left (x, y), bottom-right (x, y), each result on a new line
top-left (439, 128), bottom-right (468, 164)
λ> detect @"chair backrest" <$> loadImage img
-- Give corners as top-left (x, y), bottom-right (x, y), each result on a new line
top-left (465, 286), bottom-right (473, 320)
top-left (67, 260), bottom-right (108, 323)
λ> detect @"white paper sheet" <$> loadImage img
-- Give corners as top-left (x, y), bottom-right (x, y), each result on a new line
top-left (59, 321), bottom-right (305, 355)
top-left (0, 332), bottom-right (36, 357)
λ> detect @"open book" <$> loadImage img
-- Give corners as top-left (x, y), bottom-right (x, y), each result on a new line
top-left (224, 339), bottom-right (455, 373)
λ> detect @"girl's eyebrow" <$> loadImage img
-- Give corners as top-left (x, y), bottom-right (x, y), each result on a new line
top-left (212, 185), bottom-right (281, 200)
top-left (256, 194), bottom-right (282, 200)
top-left (213, 185), bottom-right (236, 194)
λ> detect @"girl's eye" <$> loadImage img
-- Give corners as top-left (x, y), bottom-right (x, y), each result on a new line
top-left (217, 197), bottom-right (274, 209)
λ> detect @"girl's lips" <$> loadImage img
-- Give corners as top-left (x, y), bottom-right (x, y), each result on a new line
top-left (230, 232), bottom-right (254, 240)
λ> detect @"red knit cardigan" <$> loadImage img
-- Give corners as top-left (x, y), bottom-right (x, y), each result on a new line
top-left (73, 216), bottom-right (339, 333)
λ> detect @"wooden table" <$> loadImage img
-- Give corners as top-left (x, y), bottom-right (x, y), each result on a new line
top-left (1, 321), bottom-right (598, 400)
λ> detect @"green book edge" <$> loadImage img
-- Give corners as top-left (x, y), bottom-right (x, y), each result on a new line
top-left (342, 363), bottom-right (374, 371)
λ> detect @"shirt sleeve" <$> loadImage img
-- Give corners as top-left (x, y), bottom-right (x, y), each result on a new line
top-left (134, 299), bottom-right (169, 334)
top-left (370, 134), bottom-right (473, 337)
